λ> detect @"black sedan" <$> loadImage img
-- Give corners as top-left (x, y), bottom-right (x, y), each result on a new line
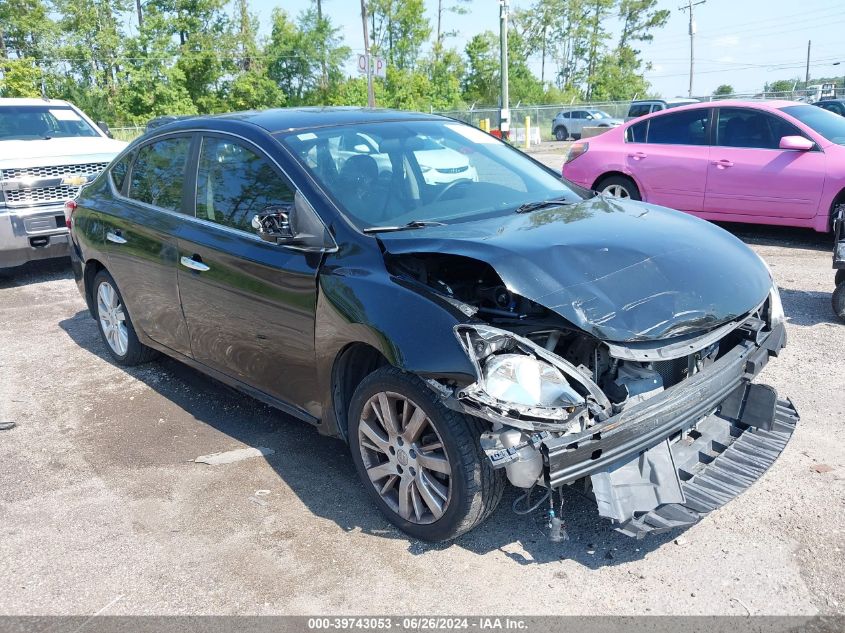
top-left (68, 108), bottom-right (798, 542)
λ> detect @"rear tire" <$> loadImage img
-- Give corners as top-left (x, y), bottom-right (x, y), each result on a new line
top-left (596, 174), bottom-right (642, 201)
top-left (92, 269), bottom-right (158, 366)
top-left (833, 283), bottom-right (845, 321)
top-left (348, 366), bottom-right (504, 542)
top-left (554, 126), bottom-right (568, 141)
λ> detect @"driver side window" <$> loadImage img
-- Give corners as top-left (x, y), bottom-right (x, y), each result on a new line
top-left (195, 137), bottom-right (295, 232)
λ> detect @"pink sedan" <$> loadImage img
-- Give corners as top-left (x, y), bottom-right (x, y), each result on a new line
top-left (562, 100), bottom-right (845, 232)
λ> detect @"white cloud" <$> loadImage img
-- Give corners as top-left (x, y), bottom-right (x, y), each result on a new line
top-left (713, 35), bottom-right (741, 48)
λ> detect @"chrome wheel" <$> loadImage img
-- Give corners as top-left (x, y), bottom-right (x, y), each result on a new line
top-left (357, 391), bottom-right (452, 525)
top-left (96, 281), bottom-right (128, 356)
top-left (603, 184), bottom-right (631, 198)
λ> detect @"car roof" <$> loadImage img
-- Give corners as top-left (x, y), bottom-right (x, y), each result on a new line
top-left (0, 97), bottom-right (73, 107)
top-left (157, 107), bottom-right (445, 135)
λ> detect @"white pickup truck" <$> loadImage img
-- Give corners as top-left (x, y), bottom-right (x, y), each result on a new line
top-left (0, 98), bottom-right (126, 269)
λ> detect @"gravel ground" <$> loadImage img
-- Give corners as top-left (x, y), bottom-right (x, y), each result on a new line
top-left (1, 209), bottom-right (843, 616)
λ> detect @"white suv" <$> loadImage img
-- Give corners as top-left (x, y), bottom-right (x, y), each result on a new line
top-left (0, 99), bottom-right (126, 269)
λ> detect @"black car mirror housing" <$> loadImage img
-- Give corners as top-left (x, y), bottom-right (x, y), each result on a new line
top-left (252, 206), bottom-right (295, 243)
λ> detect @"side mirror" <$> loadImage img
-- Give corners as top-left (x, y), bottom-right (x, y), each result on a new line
top-left (97, 121), bottom-right (113, 138)
top-left (779, 135), bottom-right (814, 151)
top-left (251, 206), bottom-right (295, 243)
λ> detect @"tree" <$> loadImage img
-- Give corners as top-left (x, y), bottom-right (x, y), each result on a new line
top-left (462, 32), bottom-right (499, 105)
top-left (369, 0), bottom-right (431, 70)
top-left (435, 0), bottom-right (470, 51)
top-left (617, 0), bottom-right (669, 50)
top-left (713, 84), bottom-right (734, 97)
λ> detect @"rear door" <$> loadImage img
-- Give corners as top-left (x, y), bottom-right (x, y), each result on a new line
top-left (623, 107), bottom-right (711, 212)
top-left (176, 133), bottom-right (323, 415)
top-left (704, 107), bottom-right (825, 219)
top-left (99, 134), bottom-right (193, 356)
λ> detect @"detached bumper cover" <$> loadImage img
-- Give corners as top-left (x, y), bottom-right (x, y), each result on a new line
top-left (613, 397), bottom-right (798, 537)
top-left (538, 323), bottom-right (797, 536)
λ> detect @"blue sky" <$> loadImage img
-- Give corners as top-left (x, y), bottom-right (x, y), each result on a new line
top-left (250, 0), bottom-right (844, 99)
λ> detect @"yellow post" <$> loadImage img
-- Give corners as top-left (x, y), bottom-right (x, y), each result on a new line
top-left (524, 116), bottom-right (531, 149)
top-left (480, 118), bottom-right (489, 132)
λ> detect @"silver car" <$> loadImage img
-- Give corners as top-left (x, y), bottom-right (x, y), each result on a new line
top-left (551, 109), bottom-right (623, 141)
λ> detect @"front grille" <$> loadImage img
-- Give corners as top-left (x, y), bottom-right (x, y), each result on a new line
top-left (0, 162), bottom-right (109, 180)
top-left (5, 185), bottom-right (81, 205)
top-left (0, 162), bottom-right (109, 207)
top-left (436, 166), bottom-right (468, 174)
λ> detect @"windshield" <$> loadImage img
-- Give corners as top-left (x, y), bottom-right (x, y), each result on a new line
top-left (779, 104), bottom-right (845, 145)
top-left (278, 120), bottom-right (582, 230)
top-left (0, 105), bottom-right (101, 141)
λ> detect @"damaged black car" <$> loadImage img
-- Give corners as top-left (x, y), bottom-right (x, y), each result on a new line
top-left (68, 108), bottom-right (798, 542)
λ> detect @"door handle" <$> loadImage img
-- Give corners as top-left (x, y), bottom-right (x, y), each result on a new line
top-left (628, 152), bottom-right (647, 160)
top-left (106, 230), bottom-right (127, 244)
top-left (180, 256), bottom-right (210, 272)
top-left (712, 159), bottom-right (734, 168)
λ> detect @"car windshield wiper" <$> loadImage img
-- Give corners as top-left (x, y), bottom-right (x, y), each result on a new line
top-left (515, 197), bottom-right (573, 213)
top-left (362, 220), bottom-right (446, 234)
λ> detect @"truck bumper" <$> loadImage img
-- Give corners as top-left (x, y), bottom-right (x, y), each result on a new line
top-left (0, 205), bottom-right (70, 269)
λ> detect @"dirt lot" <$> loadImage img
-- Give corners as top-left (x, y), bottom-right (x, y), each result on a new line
top-left (1, 218), bottom-right (843, 616)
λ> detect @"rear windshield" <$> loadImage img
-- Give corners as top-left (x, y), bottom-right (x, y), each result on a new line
top-left (0, 105), bottom-right (100, 141)
top-left (779, 104), bottom-right (845, 145)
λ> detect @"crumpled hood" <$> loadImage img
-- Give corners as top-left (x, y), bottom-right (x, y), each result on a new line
top-left (0, 137), bottom-right (126, 170)
top-left (379, 196), bottom-right (772, 342)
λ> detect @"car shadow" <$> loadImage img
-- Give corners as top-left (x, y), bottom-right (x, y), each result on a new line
top-left (780, 287), bottom-right (841, 327)
top-left (58, 308), bottom-right (676, 567)
top-left (0, 257), bottom-right (72, 288)
top-left (718, 221), bottom-right (832, 252)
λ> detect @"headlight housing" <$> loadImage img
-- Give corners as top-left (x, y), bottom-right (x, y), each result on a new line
top-left (768, 283), bottom-right (785, 329)
top-left (483, 353), bottom-right (582, 407)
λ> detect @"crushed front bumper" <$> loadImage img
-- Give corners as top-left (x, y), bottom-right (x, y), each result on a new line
top-left (0, 205), bottom-right (70, 268)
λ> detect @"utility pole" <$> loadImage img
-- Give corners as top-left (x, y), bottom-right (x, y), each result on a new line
top-left (499, 0), bottom-right (510, 139)
top-left (679, 0), bottom-right (705, 98)
top-left (360, 0), bottom-right (375, 107)
top-left (805, 40), bottom-right (811, 87)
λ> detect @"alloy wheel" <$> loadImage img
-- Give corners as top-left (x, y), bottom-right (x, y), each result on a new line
top-left (357, 391), bottom-right (452, 525)
top-left (96, 281), bottom-right (129, 356)
top-left (603, 184), bottom-right (631, 198)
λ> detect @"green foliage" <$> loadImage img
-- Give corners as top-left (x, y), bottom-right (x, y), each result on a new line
top-left (713, 84), bottom-right (734, 97)
top-left (0, 0), bottom-right (670, 123)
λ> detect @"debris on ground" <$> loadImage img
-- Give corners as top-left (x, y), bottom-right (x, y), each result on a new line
top-left (0, 421), bottom-right (16, 431)
top-left (193, 446), bottom-right (275, 465)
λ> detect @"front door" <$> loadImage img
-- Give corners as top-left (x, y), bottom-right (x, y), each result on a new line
top-left (176, 134), bottom-right (322, 415)
top-left (704, 107), bottom-right (826, 220)
top-left (625, 107), bottom-right (712, 212)
top-left (99, 135), bottom-right (193, 356)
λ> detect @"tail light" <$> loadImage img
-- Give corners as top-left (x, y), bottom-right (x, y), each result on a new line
top-left (64, 200), bottom-right (78, 229)
top-left (564, 142), bottom-right (589, 165)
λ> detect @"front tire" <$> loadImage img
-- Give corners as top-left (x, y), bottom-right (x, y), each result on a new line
top-left (93, 269), bottom-right (158, 366)
top-left (833, 283), bottom-right (845, 321)
top-left (596, 174), bottom-right (642, 201)
top-left (348, 366), bottom-right (504, 541)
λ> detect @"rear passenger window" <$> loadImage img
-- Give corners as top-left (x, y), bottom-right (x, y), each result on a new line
top-left (110, 152), bottom-right (133, 193)
top-left (645, 109), bottom-right (709, 145)
top-left (627, 104), bottom-right (652, 118)
top-left (627, 121), bottom-right (647, 143)
top-left (195, 137), bottom-right (295, 232)
top-left (127, 137), bottom-right (190, 211)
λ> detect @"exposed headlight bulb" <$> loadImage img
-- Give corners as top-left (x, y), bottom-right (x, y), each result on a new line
top-left (482, 354), bottom-right (582, 407)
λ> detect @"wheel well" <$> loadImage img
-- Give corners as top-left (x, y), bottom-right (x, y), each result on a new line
top-left (331, 343), bottom-right (389, 442)
top-left (83, 258), bottom-right (106, 317)
top-left (592, 171), bottom-right (634, 191)
top-left (830, 189), bottom-right (845, 230)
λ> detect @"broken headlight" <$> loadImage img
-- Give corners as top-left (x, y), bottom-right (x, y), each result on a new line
top-left (768, 283), bottom-right (785, 329)
top-left (483, 353), bottom-right (583, 407)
